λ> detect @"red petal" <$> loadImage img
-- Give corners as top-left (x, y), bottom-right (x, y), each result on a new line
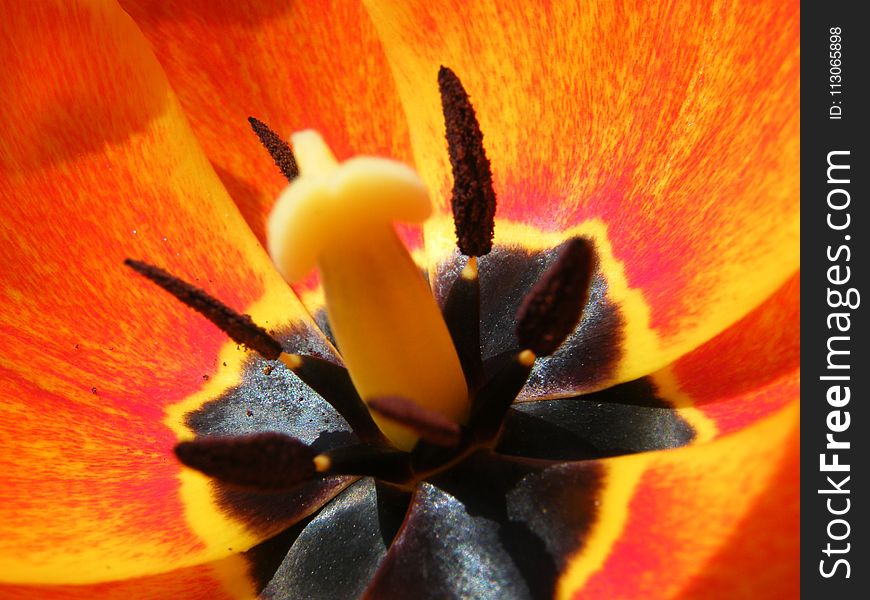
top-left (0, 555), bottom-right (254, 600)
top-left (653, 272), bottom-right (800, 439)
top-left (0, 0), bottom-right (327, 583)
top-left (562, 401), bottom-right (799, 598)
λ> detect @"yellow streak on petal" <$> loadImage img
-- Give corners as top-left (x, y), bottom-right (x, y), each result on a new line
top-left (164, 279), bottom-right (330, 559)
top-left (555, 456), bottom-right (649, 600)
top-left (651, 367), bottom-right (718, 443)
top-left (426, 215), bottom-right (663, 388)
top-left (557, 400), bottom-right (798, 598)
top-left (208, 553), bottom-right (258, 600)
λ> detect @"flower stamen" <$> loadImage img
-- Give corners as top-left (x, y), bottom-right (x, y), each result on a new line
top-left (131, 68), bottom-right (597, 511)
top-left (467, 350), bottom-right (537, 444)
top-left (516, 238), bottom-right (595, 355)
top-left (438, 65), bottom-right (496, 257)
top-left (174, 432), bottom-right (315, 491)
top-left (442, 256), bottom-right (482, 385)
top-left (125, 259), bottom-right (386, 444)
top-left (314, 444), bottom-right (412, 485)
top-left (247, 116), bottom-right (299, 182)
top-left (278, 354), bottom-right (387, 445)
top-left (124, 259), bottom-right (283, 359)
top-left (469, 239), bottom-right (594, 443)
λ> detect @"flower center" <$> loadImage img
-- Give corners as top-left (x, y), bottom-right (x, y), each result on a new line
top-left (125, 67), bottom-right (595, 492)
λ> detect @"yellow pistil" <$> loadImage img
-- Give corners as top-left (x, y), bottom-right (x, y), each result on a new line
top-left (268, 131), bottom-right (469, 450)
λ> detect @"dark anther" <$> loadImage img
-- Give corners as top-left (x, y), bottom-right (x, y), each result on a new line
top-left (368, 396), bottom-right (461, 447)
top-left (125, 259), bottom-right (283, 360)
top-left (319, 445), bottom-right (413, 485)
top-left (175, 433), bottom-right (315, 491)
top-left (515, 238), bottom-right (595, 356)
top-left (124, 260), bottom-right (388, 450)
top-left (248, 116), bottom-right (299, 182)
top-left (439, 66), bottom-right (496, 257)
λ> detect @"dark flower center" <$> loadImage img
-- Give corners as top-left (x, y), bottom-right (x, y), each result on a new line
top-left (126, 198), bottom-right (594, 490)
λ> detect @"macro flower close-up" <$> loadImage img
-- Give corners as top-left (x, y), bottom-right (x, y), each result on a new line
top-left (0, 1), bottom-right (799, 599)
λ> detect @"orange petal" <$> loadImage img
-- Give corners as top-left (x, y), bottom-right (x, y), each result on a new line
top-left (559, 400), bottom-right (799, 599)
top-left (117, 0), bottom-right (419, 251)
top-left (0, 554), bottom-right (255, 600)
top-left (0, 0), bottom-right (329, 583)
top-left (119, 0), bottom-right (424, 317)
top-left (365, 0), bottom-right (799, 382)
top-left (651, 272), bottom-right (800, 439)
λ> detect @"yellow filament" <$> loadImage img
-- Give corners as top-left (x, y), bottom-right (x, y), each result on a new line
top-left (268, 131), bottom-right (469, 449)
top-left (292, 129), bottom-right (340, 175)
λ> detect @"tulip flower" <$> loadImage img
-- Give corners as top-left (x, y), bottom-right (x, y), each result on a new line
top-left (0, 1), bottom-right (798, 599)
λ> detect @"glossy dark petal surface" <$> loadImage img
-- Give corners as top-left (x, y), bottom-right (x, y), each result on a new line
top-left (497, 378), bottom-right (695, 461)
top-left (261, 478), bottom-right (402, 600)
top-left (433, 243), bottom-right (624, 396)
top-left (365, 452), bottom-right (603, 599)
top-left (187, 327), bottom-right (353, 532)
top-left (194, 253), bottom-right (692, 596)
